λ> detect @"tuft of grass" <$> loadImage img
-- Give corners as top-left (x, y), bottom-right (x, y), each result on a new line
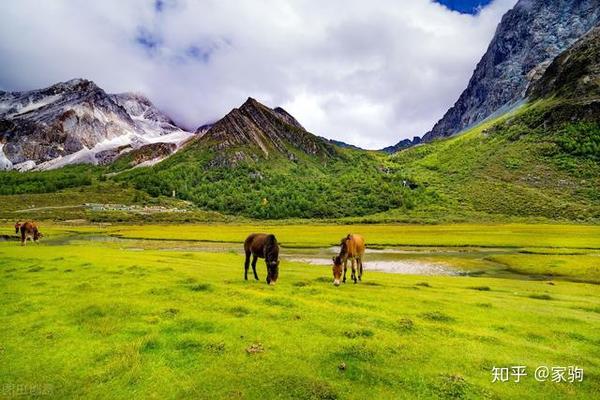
top-left (468, 286), bottom-right (491, 291)
top-left (528, 294), bottom-right (553, 300)
top-left (189, 283), bottom-right (213, 292)
top-left (342, 329), bottom-right (374, 339)
top-left (420, 311), bottom-right (456, 323)
top-left (397, 318), bottom-right (415, 333)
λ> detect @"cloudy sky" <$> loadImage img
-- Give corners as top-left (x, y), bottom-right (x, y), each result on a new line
top-left (0, 0), bottom-right (517, 149)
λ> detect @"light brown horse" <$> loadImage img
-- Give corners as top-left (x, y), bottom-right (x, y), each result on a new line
top-left (20, 221), bottom-right (43, 246)
top-left (244, 233), bottom-right (280, 285)
top-left (332, 234), bottom-right (365, 285)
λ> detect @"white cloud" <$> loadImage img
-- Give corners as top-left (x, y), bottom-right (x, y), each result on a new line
top-left (0, 0), bottom-right (516, 149)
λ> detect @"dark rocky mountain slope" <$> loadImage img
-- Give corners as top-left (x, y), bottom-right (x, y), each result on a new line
top-left (528, 25), bottom-right (600, 100)
top-left (195, 97), bottom-right (337, 166)
top-left (421, 0), bottom-right (600, 142)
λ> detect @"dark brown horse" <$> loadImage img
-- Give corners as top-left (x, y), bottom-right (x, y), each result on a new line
top-left (332, 234), bottom-right (365, 285)
top-left (20, 221), bottom-right (43, 246)
top-left (244, 233), bottom-right (280, 285)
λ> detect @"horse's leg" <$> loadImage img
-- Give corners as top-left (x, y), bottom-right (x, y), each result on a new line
top-left (342, 258), bottom-right (348, 283)
top-left (251, 255), bottom-right (259, 280)
top-left (244, 251), bottom-right (250, 280)
top-left (358, 258), bottom-right (363, 281)
top-left (351, 259), bottom-right (357, 283)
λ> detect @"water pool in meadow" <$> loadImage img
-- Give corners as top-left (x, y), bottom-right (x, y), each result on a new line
top-left (43, 233), bottom-right (526, 278)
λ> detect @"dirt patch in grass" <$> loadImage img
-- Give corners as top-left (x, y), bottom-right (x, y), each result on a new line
top-left (246, 343), bottom-right (264, 355)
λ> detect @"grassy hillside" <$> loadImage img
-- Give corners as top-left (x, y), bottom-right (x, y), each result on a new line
top-left (106, 97), bottom-right (599, 222)
top-left (116, 143), bottom-right (435, 220)
top-left (0, 99), bottom-right (597, 223)
top-left (387, 99), bottom-right (599, 222)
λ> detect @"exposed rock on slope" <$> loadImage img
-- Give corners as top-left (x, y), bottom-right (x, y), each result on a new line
top-left (0, 79), bottom-right (193, 170)
top-left (422, 0), bottom-right (600, 142)
top-left (110, 93), bottom-right (183, 135)
top-left (197, 98), bottom-right (337, 165)
top-left (528, 25), bottom-right (600, 100)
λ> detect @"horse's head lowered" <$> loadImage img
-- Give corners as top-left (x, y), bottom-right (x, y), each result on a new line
top-left (332, 255), bottom-right (343, 286)
top-left (266, 258), bottom-right (280, 285)
top-left (264, 235), bottom-right (280, 285)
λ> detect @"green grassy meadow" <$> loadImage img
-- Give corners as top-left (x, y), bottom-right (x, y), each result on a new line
top-left (1, 223), bottom-right (599, 399)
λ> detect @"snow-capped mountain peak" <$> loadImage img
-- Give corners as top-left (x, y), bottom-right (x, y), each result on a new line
top-left (0, 79), bottom-right (195, 171)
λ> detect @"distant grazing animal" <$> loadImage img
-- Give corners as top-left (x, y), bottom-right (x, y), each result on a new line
top-left (15, 222), bottom-right (21, 235)
top-left (20, 222), bottom-right (43, 246)
top-left (244, 233), bottom-right (280, 285)
top-left (332, 234), bottom-right (365, 285)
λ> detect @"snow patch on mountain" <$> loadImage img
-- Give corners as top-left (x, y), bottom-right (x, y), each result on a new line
top-left (3, 94), bottom-right (63, 117)
top-left (0, 80), bottom-right (198, 171)
top-left (0, 144), bottom-right (13, 170)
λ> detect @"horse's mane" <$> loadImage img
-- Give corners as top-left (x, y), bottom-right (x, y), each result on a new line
top-left (264, 234), bottom-right (279, 260)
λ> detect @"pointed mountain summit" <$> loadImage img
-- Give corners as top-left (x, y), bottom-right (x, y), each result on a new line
top-left (198, 97), bottom-right (337, 163)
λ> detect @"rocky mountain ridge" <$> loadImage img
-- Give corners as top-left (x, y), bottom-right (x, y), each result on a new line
top-left (0, 79), bottom-right (193, 171)
top-left (421, 0), bottom-right (600, 143)
top-left (196, 97), bottom-right (338, 166)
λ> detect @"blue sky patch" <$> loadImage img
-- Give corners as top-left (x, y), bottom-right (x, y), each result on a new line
top-left (434, 0), bottom-right (494, 14)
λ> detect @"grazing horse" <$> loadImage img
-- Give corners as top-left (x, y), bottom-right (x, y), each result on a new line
top-left (332, 234), bottom-right (365, 285)
top-left (20, 221), bottom-right (43, 246)
top-left (15, 221), bottom-right (21, 235)
top-left (244, 233), bottom-right (280, 285)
